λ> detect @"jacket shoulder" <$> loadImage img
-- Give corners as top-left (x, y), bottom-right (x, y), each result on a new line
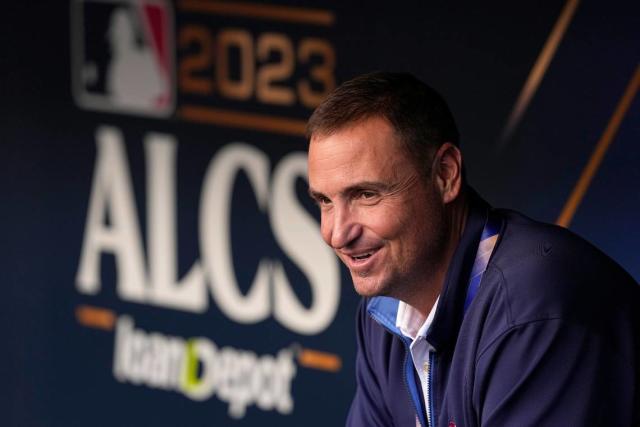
top-left (486, 209), bottom-right (639, 327)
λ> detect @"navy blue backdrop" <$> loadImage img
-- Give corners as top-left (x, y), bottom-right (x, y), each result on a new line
top-left (1, 1), bottom-right (638, 426)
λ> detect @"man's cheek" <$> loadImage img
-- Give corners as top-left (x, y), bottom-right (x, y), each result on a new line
top-left (366, 215), bottom-right (401, 239)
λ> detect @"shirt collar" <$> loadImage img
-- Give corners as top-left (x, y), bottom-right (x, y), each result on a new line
top-left (396, 296), bottom-right (440, 341)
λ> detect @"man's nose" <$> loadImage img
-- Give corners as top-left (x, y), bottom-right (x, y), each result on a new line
top-left (324, 204), bottom-right (361, 249)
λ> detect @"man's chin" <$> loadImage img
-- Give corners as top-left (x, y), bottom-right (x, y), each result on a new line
top-left (351, 274), bottom-right (389, 298)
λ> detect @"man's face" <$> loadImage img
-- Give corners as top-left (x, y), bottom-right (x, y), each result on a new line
top-left (307, 117), bottom-right (447, 299)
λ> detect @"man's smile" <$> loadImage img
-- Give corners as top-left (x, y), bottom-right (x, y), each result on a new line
top-left (339, 247), bottom-right (383, 273)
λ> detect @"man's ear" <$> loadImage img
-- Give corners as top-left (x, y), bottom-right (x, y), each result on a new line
top-left (433, 142), bottom-right (463, 204)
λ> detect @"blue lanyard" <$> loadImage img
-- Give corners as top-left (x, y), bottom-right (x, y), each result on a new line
top-left (463, 211), bottom-right (502, 313)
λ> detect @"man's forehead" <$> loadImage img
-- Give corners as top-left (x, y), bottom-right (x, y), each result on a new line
top-left (309, 124), bottom-right (391, 172)
top-left (308, 116), bottom-right (403, 158)
top-left (309, 115), bottom-right (398, 144)
top-left (307, 118), bottom-right (418, 192)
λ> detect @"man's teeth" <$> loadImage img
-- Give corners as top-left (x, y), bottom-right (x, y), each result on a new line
top-left (353, 253), bottom-right (372, 260)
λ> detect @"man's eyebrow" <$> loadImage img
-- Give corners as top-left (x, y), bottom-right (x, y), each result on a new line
top-left (307, 181), bottom-right (392, 200)
top-left (347, 181), bottom-right (392, 192)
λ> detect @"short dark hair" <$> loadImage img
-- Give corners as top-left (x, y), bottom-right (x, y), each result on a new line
top-left (307, 72), bottom-right (459, 176)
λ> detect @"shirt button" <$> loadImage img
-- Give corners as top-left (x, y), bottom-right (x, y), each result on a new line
top-left (422, 362), bottom-right (429, 373)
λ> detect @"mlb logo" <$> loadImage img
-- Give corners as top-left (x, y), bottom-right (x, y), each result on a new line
top-left (71, 0), bottom-right (174, 117)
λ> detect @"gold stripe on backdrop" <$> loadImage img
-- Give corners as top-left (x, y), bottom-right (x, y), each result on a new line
top-left (178, 0), bottom-right (335, 26)
top-left (556, 65), bottom-right (640, 227)
top-left (297, 347), bottom-right (342, 372)
top-left (179, 105), bottom-right (308, 137)
top-left (76, 305), bottom-right (117, 331)
top-left (498, 0), bottom-right (581, 148)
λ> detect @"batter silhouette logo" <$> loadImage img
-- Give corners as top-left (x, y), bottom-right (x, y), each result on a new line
top-left (71, 0), bottom-right (174, 117)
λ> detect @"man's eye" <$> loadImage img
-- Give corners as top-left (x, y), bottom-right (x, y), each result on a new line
top-left (318, 196), bottom-right (332, 205)
top-left (360, 191), bottom-right (376, 199)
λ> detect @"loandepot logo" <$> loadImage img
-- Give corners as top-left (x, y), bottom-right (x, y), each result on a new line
top-left (113, 315), bottom-right (296, 418)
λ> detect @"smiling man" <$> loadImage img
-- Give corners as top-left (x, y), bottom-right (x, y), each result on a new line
top-left (306, 72), bottom-right (639, 427)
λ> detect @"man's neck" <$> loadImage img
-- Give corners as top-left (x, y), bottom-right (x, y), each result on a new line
top-left (405, 189), bottom-right (470, 317)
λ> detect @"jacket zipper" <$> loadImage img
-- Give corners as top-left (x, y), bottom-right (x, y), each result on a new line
top-left (420, 349), bottom-right (437, 427)
top-left (401, 337), bottom-right (427, 427)
top-left (426, 351), bottom-right (436, 427)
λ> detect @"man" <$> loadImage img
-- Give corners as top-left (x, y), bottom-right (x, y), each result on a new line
top-left (306, 72), bottom-right (639, 426)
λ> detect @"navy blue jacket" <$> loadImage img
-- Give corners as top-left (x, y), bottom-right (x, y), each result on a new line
top-left (347, 192), bottom-right (640, 426)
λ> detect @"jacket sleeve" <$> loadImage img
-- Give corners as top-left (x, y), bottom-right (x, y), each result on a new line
top-left (473, 318), bottom-right (638, 427)
top-left (346, 299), bottom-right (393, 427)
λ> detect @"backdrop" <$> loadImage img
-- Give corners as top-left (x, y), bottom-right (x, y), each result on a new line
top-left (1, 1), bottom-right (638, 426)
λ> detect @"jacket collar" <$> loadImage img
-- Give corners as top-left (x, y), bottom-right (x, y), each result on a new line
top-left (367, 188), bottom-right (490, 352)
